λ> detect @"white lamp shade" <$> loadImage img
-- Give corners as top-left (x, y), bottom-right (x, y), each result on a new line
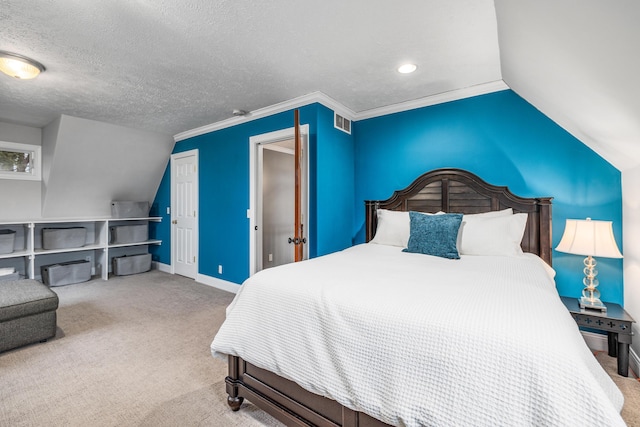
top-left (556, 218), bottom-right (623, 258)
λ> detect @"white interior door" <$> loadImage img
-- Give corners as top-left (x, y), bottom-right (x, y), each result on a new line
top-left (171, 150), bottom-right (198, 278)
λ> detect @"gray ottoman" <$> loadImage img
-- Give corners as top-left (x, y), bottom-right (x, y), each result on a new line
top-left (0, 279), bottom-right (59, 353)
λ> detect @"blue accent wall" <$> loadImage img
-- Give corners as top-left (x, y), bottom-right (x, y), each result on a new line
top-left (353, 90), bottom-right (623, 304)
top-left (151, 103), bottom-right (355, 286)
top-left (152, 90), bottom-right (623, 304)
top-left (316, 106), bottom-right (355, 255)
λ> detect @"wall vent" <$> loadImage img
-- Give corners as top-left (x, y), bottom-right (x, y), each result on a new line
top-left (334, 112), bottom-right (351, 134)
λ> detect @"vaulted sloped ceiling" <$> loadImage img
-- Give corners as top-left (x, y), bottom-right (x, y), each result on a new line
top-left (495, 0), bottom-right (640, 171)
top-left (1, 1), bottom-right (638, 174)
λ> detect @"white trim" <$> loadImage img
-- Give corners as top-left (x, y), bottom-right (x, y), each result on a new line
top-left (355, 80), bottom-right (509, 120)
top-left (173, 82), bottom-right (509, 142)
top-left (263, 144), bottom-right (294, 155)
top-left (631, 347), bottom-right (640, 378)
top-left (196, 273), bottom-right (240, 294)
top-left (156, 262), bottom-right (239, 294)
top-left (0, 141), bottom-right (42, 181)
top-left (249, 125), bottom-right (310, 277)
top-left (580, 330), bottom-right (609, 352)
top-left (170, 149), bottom-right (199, 278)
top-left (175, 92), bottom-right (355, 142)
top-left (155, 261), bottom-right (171, 273)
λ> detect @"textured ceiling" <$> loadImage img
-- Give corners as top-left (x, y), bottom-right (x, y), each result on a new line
top-left (0, 0), bottom-right (501, 136)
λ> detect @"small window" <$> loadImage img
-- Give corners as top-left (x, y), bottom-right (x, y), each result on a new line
top-left (0, 141), bottom-right (42, 181)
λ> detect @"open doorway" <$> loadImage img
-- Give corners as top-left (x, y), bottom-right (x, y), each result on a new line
top-left (249, 125), bottom-right (309, 276)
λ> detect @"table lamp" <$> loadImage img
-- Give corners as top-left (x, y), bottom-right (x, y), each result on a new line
top-left (555, 218), bottom-right (623, 312)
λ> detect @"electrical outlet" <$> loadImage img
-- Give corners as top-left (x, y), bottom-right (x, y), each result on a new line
top-left (268, 253), bottom-right (273, 262)
top-left (218, 265), bottom-right (223, 274)
top-left (166, 207), bottom-right (171, 215)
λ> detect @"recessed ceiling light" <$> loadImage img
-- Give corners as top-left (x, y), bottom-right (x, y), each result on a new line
top-left (397, 63), bottom-right (417, 74)
top-left (0, 51), bottom-right (45, 79)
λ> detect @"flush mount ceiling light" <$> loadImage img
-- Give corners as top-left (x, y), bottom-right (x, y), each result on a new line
top-left (397, 63), bottom-right (417, 74)
top-left (0, 51), bottom-right (46, 79)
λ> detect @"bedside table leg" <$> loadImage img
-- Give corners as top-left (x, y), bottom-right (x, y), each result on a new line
top-left (607, 332), bottom-right (618, 357)
top-left (617, 342), bottom-right (630, 377)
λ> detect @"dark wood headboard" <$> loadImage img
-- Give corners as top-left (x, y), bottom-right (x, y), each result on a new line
top-left (365, 168), bottom-right (553, 265)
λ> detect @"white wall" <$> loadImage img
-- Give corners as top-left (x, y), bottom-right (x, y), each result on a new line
top-left (0, 122), bottom-right (42, 220)
top-left (1, 115), bottom-right (174, 221)
top-left (622, 168), bottom-right (640, 359)
top-left (41, 115), bottom-right (174, 218)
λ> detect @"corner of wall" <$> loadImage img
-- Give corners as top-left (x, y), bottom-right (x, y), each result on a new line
top-left (41, 116), bottom-right (62, 214)
top-left (622, 166), bottom-right (640, 359)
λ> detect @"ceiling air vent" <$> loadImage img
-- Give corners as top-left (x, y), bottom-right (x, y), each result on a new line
top-left (334, 112), bottom-right (351, 135)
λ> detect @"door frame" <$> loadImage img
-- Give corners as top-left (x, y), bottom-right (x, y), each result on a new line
top-left (170, 149), bottom-right (199, 277)
top-left (249, 125), bottom-right (309, 277)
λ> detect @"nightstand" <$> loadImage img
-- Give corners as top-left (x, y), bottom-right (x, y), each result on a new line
top-left (561, 296), bottom-right (635, 376)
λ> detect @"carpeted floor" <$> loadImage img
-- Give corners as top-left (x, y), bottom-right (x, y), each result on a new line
top-left (0, 270), bottom-right (638, 426)
top-left (595, 351), bottom-right (640, 427)
top-left (0, 271), bottom-right (283, 427)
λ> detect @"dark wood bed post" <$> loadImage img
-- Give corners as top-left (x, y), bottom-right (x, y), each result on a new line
top-left (226, 355), bottom-right (244, 411)
top-left (364, 200), bottom-right (379, 242)
top-left (537, 197), bottom-right (552, 266)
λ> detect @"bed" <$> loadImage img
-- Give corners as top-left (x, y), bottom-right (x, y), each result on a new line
top-left (211, 168), bottom-right (625, 427)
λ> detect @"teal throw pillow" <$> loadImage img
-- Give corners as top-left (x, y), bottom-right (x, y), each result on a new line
top-left (403, 212), bottom-right (463, 259)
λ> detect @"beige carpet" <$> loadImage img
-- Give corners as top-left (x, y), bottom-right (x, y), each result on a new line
top-left (0, 271), bottom-right (283, 427)
top-left (1, 270), bottom-right (638, 426)
top-left (595, 351), bottom-right (640, 427)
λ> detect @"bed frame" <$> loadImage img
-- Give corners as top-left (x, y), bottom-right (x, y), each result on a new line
top-left (225, 168), bottom-right (553, 426)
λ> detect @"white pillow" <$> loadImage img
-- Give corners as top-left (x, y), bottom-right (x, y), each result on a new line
top-left (456, 208), bottom-right (513, 249)
top-left (459, 213), bottom-right (528, 256)
top-left (370, 209), bottom-right (410, 247)
top-left (462, 208), bottom-right (513, 222)
top-left (370, 210), bottom-right (444, 247)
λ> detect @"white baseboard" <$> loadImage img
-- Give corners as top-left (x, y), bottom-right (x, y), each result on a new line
top-left (196, 273), bottom-right (240, 294)
top-left (581, 331), bottom-right (639, 378)
top-left (153, 262), bottom-right (239, 294)
top-left (154, 262), bottom-right (171, 273)
top-left (632, 348), bottom-right (640, 378)
top-left (581, 331), bottom-right (609, 352)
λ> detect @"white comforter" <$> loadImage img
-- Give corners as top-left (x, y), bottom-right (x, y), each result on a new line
top-left (211, 244), bottom-right (625, 427)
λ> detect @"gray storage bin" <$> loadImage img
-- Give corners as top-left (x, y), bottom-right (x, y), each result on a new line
top-left (0, 272), bottom-right (20, 282)
top-left (41, 260), bottom-right (91, 287)
top-left (42, 227), bottom-right (87, 250)
top-left (0, 229), bottom-right (16, 254)
top-left (110, 224), bottom-right (148, 244)
top-left (111, 201), bottom-right (150, 218)
top-left (112, 253), bottom-right (152, 276)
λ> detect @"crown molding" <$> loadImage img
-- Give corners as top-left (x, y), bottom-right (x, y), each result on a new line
top-left (174, 92), bottom-right (356, 142)
top-left (174, 81), bottom-right (509, 142)
top-left (355, 80), bottom-right (509, 121)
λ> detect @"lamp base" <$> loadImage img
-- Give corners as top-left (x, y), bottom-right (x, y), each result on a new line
top-left (579, 297), bottom-right (607, 312)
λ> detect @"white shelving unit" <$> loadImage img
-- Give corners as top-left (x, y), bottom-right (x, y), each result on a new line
top-left (0, 217), bottom-right (161, 281)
